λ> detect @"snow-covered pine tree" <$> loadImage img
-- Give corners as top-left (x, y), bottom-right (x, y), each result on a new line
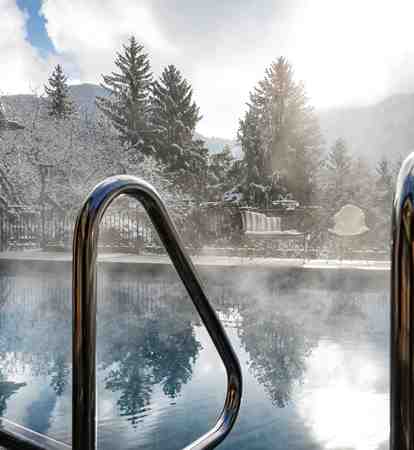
top-left (237, 105), bottom-right (277, 207)
top-left (96, 36), bottom-right (153, 157)
top-left (162, 136), bottom-right (209, 202)
top-left (326, 138), bottom-right (352, 173)
top-left (150, 64), bottom-right (207, 198)
top-left (352, 156), bottom-right (373, 210)
top-left (321, 138), bottom-right (355, 210)
top-left (181, 138), bottom-right (209, 201)
top-left (207, 144), bottom-right (236, 200)
top-left (368, 155), bottom-right (396, 247)
top-left (151, 64), bottom-right (202, 168)
top-left (44, 65), bottom-right (74, 119)
top-left (375, 156), bottom-right (394, 211)
top-left (0, 100), bottom-right (6, 124)
top-left (238, 107), bottom-right (264, 185)
top-left (240, 57), bottom-right (321, 206)
top-left (376, 157), bottom-right (393, 192)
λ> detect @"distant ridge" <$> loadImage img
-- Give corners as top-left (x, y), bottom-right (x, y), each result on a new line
top-left (70, 84), bottom-right (243, 156)
top-left (194, 133), bottom-right (241, 157)
top-left (318, 92), bottom-right (414, 163)
top-left (4, 83), bottom-right (414, 164)
top-left (68, 83), bottom-right (107, 116)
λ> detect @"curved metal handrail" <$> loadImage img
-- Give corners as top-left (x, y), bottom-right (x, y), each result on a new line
top-left (391, 152), bottom-right (414, 450)
top-left (72, 175), bottom-right (242, 450)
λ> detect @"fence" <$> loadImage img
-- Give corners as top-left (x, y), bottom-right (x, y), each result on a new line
top-left (41, 208), bottom-right (167, 253)
top-left (0, 211), bottom-right (41, 251)
top-left (0, 206), bottom-right (203, 253)
top-left (0, 204), bottom-right (390, 260)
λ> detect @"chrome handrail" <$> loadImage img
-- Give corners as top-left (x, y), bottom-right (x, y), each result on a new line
top-left (72, 176), bottom-right (242, 450)
top-left (391, 153), bottom-right (414, 450)
top-left (0, 418), bottom-right (70, 450)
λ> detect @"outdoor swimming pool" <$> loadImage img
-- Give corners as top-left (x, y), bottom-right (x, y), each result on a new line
top-left (0, 263), bottom-right (389, 450)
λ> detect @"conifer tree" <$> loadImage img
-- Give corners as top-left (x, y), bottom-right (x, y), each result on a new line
top-left (326, 138), bottom-right (352, 178)
top-left (322, 138), bottom-right (355, 209)
top-left (181, 138), bottom-right (209, 201)
top-left (237, 108), bottom-right (274, 207)
top-left (150, 64), bottom-right (207, 196)
top-left (206, 145), bottom-right (243, 202)
top-left (151, 64), bottom-right (201, 167)
top-left (96, 36), bottom-right (153, 156)
top-left (238, 57), bottom-right (321, 206)
top-left (0, 101), bottom-right (6, 124)
top-left (238, 108), bottom-right (264, 185)
top-left (352, 156), bottom-right (373, 210)
top-left (44, 65), bottom-right (74, 119)
top-left (375, 156), bottom-right (394, 211)
top-left (366, 156), bottom-right (395, 247)
top-left (208, 145), bottom-right (235, 193)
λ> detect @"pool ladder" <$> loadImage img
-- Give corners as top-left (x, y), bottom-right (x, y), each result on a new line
top-left (0, 176), bottom-right (242, 450)
top-left (391, 153), bottom-right (414, 450)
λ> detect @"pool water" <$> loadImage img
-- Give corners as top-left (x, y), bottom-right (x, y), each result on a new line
top-left (0, 265), bottom-right (389, 450)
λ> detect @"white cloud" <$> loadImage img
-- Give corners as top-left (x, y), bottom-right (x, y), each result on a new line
top-left (4, 0), bottom-right (414, 136)
top-left (193, 66), bottom-right (260, 138)
top-left (41, 0), bottom-right (176, 83)
top-left (39, 0), bottom-right (277, 137)
top-left (0, 0), bottom-right (49, 94)
top-left (286, 0), bottom-right (414, 109)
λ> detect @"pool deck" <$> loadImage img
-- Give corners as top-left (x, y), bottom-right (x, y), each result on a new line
top-left (0, 250), bottom-right (390, 272)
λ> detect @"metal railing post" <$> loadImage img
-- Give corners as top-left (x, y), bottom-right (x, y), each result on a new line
top-left (72, 175), bottom-right (242, 450)
top-left (391, 152), bottom-right (414, 450)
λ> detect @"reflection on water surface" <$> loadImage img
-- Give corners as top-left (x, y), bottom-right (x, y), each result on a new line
top-left (0, 268), bottom-right (389, 449)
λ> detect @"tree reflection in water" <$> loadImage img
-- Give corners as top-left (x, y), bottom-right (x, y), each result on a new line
top-left (48, 354), bottom-right (70, 397)
top-left (0, 276), bottom-right (29, 417)
top-left (0, 274), bottom-right (71, 423)
top-left (325, 290), bottom-right (366, 325)
top-left (99, 280), bottom-right (201, 426)
top-left (238, 305), bottom-right (315, 408)
top-left (236, 285), bottom-right (382, 409)
top-left (0, 375), bottom-right (26, 417)
top-left (0, 268), bottom-right (387, 444)
top-left (0, 272), bottom-right (203, 428)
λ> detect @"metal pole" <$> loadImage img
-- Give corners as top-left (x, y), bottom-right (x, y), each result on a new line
top-left (0, 209), bottom-right (3, 252)
top-left (391, 152), bottom-right (414, 450)
top-left (72, 175), bottom-right (242, 450)
top-left (40, 167), bottom-right (46, 249)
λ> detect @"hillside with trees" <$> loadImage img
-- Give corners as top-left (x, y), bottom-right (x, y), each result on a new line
top-left (0, 35), bottom-right (408, 255)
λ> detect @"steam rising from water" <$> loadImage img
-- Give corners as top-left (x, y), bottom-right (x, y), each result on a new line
top-left (0, 264), bottom-right (389, 449)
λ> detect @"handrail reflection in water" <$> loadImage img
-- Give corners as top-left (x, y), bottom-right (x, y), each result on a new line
top-left (72, 176), bottom-right (242, 450)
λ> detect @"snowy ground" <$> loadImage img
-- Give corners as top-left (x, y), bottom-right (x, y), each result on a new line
top-left (0, 250), bottom-right (390, 271)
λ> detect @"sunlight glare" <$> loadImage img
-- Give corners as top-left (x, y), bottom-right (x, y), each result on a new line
top-left (298, 341), bottom-right (389, 450)
top-left (286, 0), bottom-right (414, 108)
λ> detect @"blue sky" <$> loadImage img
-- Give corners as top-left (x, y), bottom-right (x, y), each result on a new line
top-left (16, 0), bottom-right (55, 57)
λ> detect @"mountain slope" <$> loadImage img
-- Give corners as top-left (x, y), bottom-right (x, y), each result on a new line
top-left (69, 84), bottom-right (242, 156)
top-left (194, 133), bottom-right (240, 157)
top-left (4, 83), bottom-right (414, 164)
top-left (318, 93), bottom-right (414, 163)
top-left (68, 83), bottom-right (107, 116)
